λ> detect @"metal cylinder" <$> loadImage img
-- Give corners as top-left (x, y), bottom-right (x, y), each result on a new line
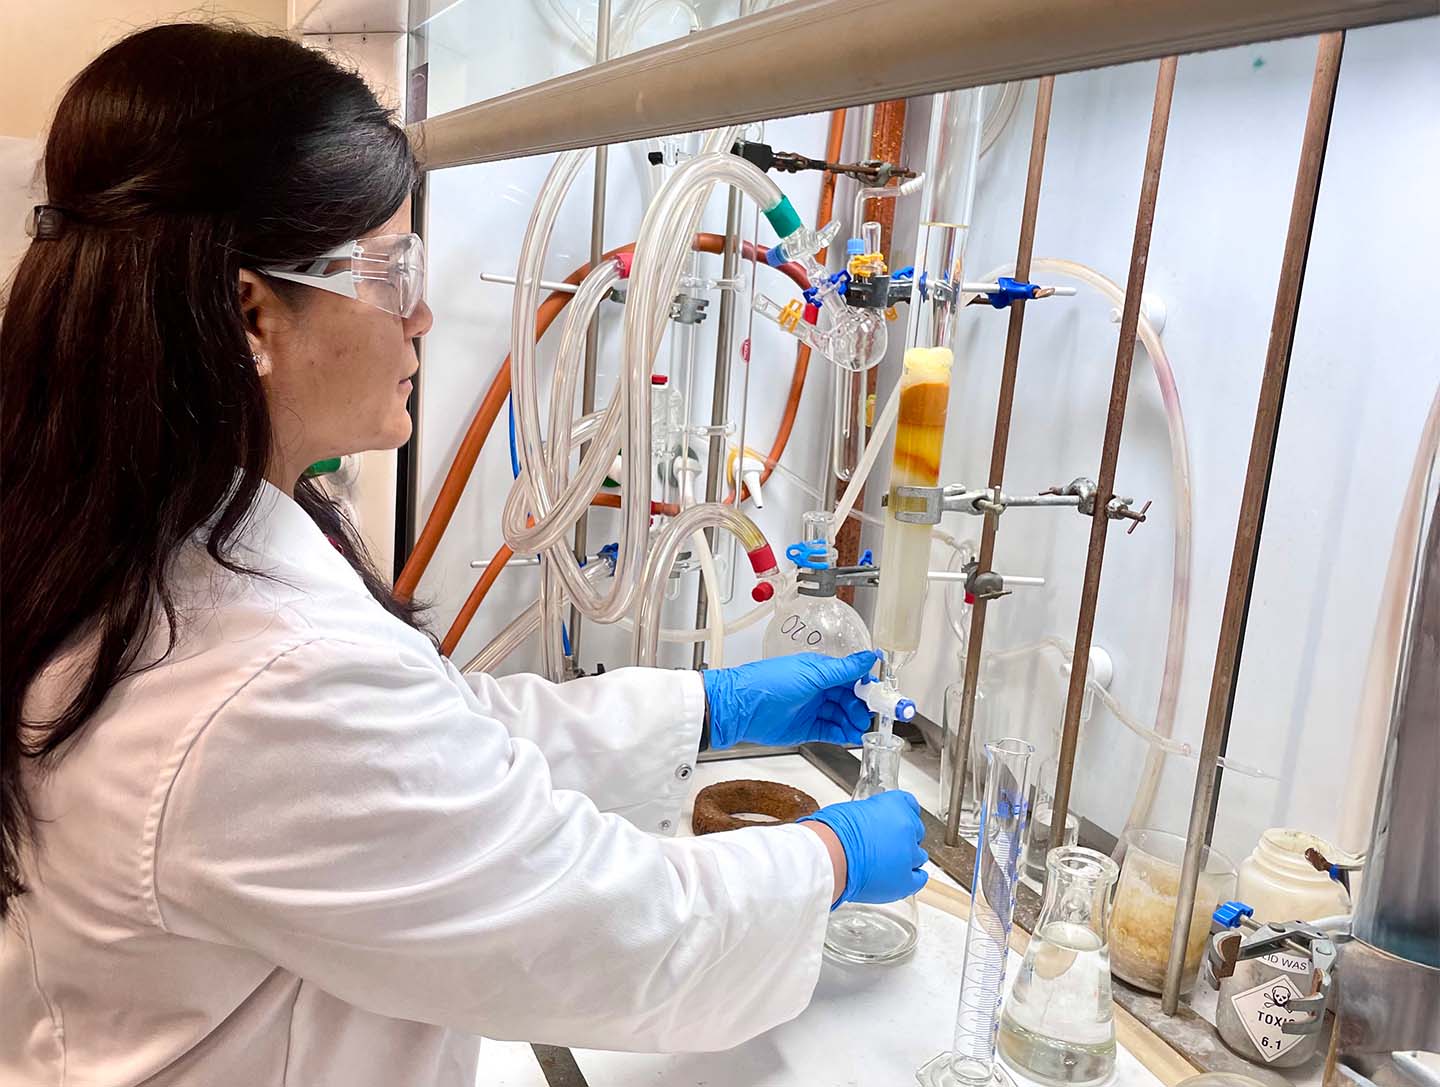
top-left (1352, 447), bottom-right (1440, 968)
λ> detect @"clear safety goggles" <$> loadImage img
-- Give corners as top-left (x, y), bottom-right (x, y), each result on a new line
top-left (260, 232), bottom-right (426, 318)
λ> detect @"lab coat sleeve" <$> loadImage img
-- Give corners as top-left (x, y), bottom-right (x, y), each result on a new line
top-left (152, 636), bottom-right (833, 1053)
top-left (453, 663), bottom-right (703, 833)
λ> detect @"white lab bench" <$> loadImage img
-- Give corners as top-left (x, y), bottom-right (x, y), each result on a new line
top-left (477, 752), bottom-right (1193, 1087)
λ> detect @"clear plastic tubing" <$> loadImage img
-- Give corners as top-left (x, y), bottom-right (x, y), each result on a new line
top-left (617, 144), bottom-right (807, 630)
top-left (966, 257), bottom-right (1193, 837)
top-left (831, 381), bottom-right (900, 539)
top-left (506, 129), bottom-right (744, 625)
top-left (917, 738), bottom-right (1035, 1087)
top-left (461, 561), bottom-right (611, 676)
top-left (632, 503), bottom-right (777, 665)
top-left (508, 259), bottom-right (626, 617)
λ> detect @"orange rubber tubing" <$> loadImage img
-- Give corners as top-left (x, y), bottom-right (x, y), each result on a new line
top-left (440, 541), bottom-right (513, 656)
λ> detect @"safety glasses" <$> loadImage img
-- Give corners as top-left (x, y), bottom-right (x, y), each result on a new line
top-left (260, 232), bottom-right (426, 318)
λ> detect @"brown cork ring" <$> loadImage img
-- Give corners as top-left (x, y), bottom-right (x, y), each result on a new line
top-left (691, 779), bottom-right (821, 835)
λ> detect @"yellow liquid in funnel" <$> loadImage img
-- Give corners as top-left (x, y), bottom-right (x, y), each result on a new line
top-left (873, 348), bottom-right (953, 653)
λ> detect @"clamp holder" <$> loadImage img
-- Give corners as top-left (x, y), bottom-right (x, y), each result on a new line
top-left (884, 478), bottom-right (1150, 532)
top-left (796, 562), bottom-right (879, 598)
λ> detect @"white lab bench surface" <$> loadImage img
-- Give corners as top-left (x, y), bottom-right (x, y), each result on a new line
top-left (476, 752), bottom-right (1189, 1087)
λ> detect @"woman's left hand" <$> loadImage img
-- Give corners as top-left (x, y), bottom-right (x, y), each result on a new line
top-left (700, 650), bottom-right (880, 749)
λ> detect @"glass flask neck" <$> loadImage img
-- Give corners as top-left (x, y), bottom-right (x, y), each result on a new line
top-left (853, 731), bottom-right (905, 800)
top-left (1038, 846), bottom-right (1120, 942)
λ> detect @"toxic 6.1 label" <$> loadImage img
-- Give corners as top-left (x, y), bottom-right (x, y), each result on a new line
top-left (1230, 975), bottom-right (1308, 1063)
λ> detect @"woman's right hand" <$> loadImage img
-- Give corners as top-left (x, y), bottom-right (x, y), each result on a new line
top-left (799, 791), bottom-right (928, 907)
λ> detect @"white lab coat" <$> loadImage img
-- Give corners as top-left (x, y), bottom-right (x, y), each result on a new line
top-left (0, 482), bottom-right (832, 1087)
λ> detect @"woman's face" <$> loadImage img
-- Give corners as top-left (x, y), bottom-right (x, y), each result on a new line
top-left (240, 198), bottom-right (433, 486)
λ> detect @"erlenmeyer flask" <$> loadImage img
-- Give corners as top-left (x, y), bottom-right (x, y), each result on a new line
top-left (824, 732), bottom-right (919, 964)
top-left (998, 847), bottom-right (1120, 1086)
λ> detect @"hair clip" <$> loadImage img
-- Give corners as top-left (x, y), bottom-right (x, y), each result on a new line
top-left (26, 205), bottom-right (68, 241)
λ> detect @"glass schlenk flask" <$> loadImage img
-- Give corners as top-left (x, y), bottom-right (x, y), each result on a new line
top-left (999, 847), bottom-right (1120, 1086)
top-left (824, 732), bottom-right (919, 964)
top-left (763, 511), bottom-right (871, 660)
top-left (917, 739), bottom-right (1033, 1087)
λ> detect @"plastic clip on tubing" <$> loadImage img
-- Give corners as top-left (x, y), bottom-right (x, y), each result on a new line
top-left (986, 276), bottom-right (1041, 309)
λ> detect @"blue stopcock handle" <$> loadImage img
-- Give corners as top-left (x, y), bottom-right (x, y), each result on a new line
top-left (786, 540), bottom-right (830, 570)
top-left (858, 549), bottom-right (874, 567)
top-left (987, 276), bottom-right (1041, 309)
top-left (1213, 900), bottom-right (1255, 929)
top-left (596, 542), bottom-right (620, 571)
top-left (855, 674), bottom-right (917, 722)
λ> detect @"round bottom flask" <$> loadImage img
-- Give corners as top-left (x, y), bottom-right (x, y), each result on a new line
top-left (824, 732), bottom-right (919, 964)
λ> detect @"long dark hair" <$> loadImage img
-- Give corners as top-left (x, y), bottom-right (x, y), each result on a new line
top-left (1, 23), bottom-right (425, 914)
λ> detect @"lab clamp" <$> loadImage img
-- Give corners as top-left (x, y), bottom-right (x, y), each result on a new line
top-left (876, 476), bottom-right (1148, 605)
top-left (886, 476), bottom-right (1150, 536)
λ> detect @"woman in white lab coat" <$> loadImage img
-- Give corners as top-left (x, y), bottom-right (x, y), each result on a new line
top-left (0, 24), bottom-right (928, 1087)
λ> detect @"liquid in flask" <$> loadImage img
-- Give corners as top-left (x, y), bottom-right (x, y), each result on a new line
top-left (824, 731), bottom-right (918, 964)
top-left (998, 847), bottom-right (1120, 1087)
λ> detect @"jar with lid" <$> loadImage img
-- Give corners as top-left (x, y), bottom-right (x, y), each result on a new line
top-left (1234, 828), bottom-right (1350, 924)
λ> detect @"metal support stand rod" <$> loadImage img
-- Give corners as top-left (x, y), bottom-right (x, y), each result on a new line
top-left (1161, 32), bottom-right (1344, 1016)
top-left (945, 76), bottom-right (1055, 847)
top-left (692, 188), bottom-right (745, 668)
top-left (1048, 56), bottom-right (1178, 845)
top-left (568, 0), bottom-right (612, 671)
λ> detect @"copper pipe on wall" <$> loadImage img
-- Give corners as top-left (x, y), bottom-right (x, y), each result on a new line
top-left (412, 0), bottom-right (1429, 170)
top-left (1048, 56), bottom-right (1179, 847)
top-left (1161, 31), bottom-right (1346, 1016)
top-left (944, 76), bottom-right (1056, 848)
top-left (835, 99), bottom-right (907, 600)
top-left (863, 99), bottom-right (908, 249)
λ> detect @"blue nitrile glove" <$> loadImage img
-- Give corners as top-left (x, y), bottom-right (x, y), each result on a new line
top-left (700, 650), bottom-right (880, 749)
top-left (800, 791), bottom-right (929, 906)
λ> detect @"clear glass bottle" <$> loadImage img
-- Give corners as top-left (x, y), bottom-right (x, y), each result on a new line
top-left (999, 847), bottom-right (1121, 1087)
top-left (824, 732), bottom-right (919, 964)
top-left (940, 681), bottom-right (988, 832)
top-left (1020, 755), bottom-right (1079, 893)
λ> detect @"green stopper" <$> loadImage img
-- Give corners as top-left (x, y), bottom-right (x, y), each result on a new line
top-left (763, 195), bottom-right (803, 240)
top-left (304, 457), bottom-right (343, 478)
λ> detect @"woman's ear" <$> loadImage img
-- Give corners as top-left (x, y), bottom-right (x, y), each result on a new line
top-left (238, 269), bottom-right (279, 375)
